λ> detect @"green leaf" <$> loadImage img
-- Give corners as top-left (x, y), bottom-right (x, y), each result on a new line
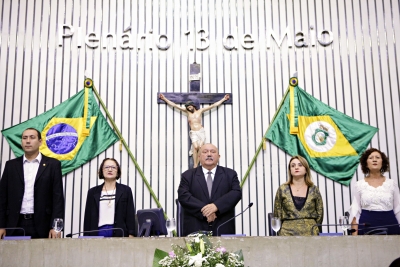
top-left (202, 235), bottom-right (213, 248)
top-left (152, 248), bottom-right (169, 267)
top-left (186, 242), bottom-right (193, 253)
top-left (200, 239), bottom-right (205, 254)
top-left (234, 249), bottom-right (244, 261)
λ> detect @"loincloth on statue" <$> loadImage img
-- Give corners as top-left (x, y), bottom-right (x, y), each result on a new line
top-left (189, 128), bottom-right (206, 156)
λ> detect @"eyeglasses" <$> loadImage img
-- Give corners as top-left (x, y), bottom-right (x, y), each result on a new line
top-left (103, 166), bottom-right (117, 171)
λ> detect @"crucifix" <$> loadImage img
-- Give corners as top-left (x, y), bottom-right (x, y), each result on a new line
top-left (158, 63), bottom-right (232, 168)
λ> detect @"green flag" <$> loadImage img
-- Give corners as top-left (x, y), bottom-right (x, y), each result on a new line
top-left (2, 79), bottom-right (119, 175)
top-left (265, 77), bottom-right (378, 186)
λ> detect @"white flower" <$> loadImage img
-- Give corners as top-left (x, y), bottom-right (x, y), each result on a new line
top-left (189, 253), bottom-right (206, 266)
top-left (216, 264), bottom-right (225, 267)
top-left (195, 237), bottom-right (200, 243)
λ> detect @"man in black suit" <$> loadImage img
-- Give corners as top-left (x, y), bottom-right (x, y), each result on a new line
top-left (0, 128), bottom-right (64, 239)
top-left (178, 143), bottom-right (242, 236)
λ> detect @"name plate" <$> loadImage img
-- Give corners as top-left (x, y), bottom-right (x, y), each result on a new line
top-left (3, 236), bottom-right (31, 240)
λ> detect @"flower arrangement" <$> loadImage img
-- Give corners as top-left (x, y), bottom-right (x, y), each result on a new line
top-left (153, 232), bottom-right (244, 267)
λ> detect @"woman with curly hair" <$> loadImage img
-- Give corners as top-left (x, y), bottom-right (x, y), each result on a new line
top-left (349, 148), bottom-right (400, 235)
top-left (273, 155), bottom-right (324, 236)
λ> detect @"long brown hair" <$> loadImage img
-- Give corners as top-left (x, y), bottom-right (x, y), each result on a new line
top-left (284, 155), bottom-right (314, 187)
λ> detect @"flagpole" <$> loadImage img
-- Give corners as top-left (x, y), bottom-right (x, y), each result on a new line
top-left (240, 87), bottom-right (290, 188)
top-left (90, 84), bottom-right (166, 217)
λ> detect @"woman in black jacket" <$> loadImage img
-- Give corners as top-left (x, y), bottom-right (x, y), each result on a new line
top-left (84, 158), bottom-right (136, 237)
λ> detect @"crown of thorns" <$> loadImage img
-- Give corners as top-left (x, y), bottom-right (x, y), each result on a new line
top-left (185, 101), bottom-right (196, 108)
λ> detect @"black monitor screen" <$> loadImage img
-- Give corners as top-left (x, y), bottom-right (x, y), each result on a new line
top-left (137, 208), bottom-right (168, 236)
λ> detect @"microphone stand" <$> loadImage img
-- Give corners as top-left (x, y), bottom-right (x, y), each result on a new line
top-left (66, 228), bottom-right (125, 237)
top-left (311, 223), bottom-right (369, 235)
top-left (1, 227), bottom-right (26, 236)
top-left (357, 223), bottom-right (400, 235)
top-left (216, 203), bottom-right (253, 236)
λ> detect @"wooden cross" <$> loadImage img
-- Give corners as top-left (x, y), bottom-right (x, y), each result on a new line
top-left (157, 63), bottom-right (232, 168)
top-left (157, 63), bottom-right (233, 106)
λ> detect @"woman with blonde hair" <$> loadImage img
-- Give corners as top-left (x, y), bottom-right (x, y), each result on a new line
top-left (273, 155), bottom-right (324, 236)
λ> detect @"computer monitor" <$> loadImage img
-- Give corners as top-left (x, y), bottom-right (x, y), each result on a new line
top-left (137, 208), bottom-right (168, 237)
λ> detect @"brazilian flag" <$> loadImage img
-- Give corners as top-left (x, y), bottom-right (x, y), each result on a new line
top-left (265, 77), bottom-right (378, 186)
top-left (1, 79), bottom-right (119, 175)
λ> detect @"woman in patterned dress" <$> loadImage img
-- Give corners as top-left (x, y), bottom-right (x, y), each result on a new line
top-left (349, 148), bottom-right (400, 235)
top-left (273, 155), bottom-right (324, 236)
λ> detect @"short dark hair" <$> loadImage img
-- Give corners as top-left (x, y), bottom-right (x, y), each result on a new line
top-left (98, 158), bottom-right (121, 180)
top-left (359, 148), bottom-right (390, 174)
top-left (22, 128), bottom-right (42, 140)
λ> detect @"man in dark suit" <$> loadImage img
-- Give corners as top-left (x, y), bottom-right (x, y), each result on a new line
top-left (0, 128), bottom-right (64, 239)
top-left (178, 143), bottom-right (242, 236)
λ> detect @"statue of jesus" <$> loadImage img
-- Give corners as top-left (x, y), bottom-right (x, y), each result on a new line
top-left (159, 93), bottom-right (230, 168)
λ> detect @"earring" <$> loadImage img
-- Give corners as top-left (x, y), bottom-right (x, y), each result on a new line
top-left (380, 168), bottom-right (384, 175)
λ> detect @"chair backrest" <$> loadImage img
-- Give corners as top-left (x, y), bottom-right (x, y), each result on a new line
top-left (268, 213), bottom-right (276, 236)
top-left (176, 199), bottom-right (183, 237)
top-left (389, 257), bottom-right (400, 267)
top-left (364, 228), bottom-right (388, 235)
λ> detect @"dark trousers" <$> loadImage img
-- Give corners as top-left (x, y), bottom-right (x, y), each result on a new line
top-left (14, 215), bottom-right (41, 238)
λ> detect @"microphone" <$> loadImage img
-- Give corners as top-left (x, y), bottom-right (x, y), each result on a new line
top-left (357, 223), bottom-right (400, 235)
top-left (66, 228), bottom-right (125, 238)
top-left (347, 223), bottom-right (371, 234)
top-left (1, 227), bottom-right (26, 237)
top-left (311, 223), bottom-right (370, 235)
top-left (216, 202), bottom-right (253, 236)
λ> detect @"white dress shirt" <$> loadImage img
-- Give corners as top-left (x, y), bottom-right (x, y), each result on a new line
top-left (202, 166), bottom-right (217, 182)
top-left (20, 153), bottom-right (42, 214)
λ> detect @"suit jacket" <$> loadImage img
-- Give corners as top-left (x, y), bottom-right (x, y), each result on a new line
top-left (178, 165), bottom-right (242, 236)
top-left (0, 154), bottom-right (64, 238)
top-left (83, 182), bottom-right (136, 237)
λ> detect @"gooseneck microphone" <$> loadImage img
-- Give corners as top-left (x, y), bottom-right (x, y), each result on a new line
top-left (66, 228), bottom-right (124, 238)
top-left (1, 227), bottom-right (26, 236)
top-left (357, 223), bottom-right (400, 235)
top-left (216, 202), bottom-right (253, 236)
top-left (311, 223), bottom-right (370, 235)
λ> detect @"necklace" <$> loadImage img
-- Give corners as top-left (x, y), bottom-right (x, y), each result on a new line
top-left (293, 183), bottom-right (305, 192)
top-left (103, 184), bottom-right (116, 207)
